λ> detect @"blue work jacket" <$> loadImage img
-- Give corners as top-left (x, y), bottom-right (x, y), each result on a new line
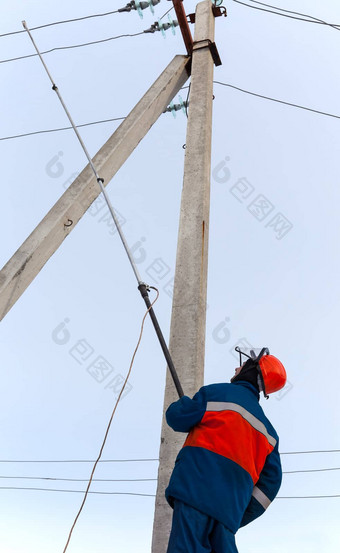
top-left (165, 381), bottom-right (282, 534)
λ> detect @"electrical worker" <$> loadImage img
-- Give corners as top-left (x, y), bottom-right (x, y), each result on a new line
top-left (165, 346), bottom-right (286, 553)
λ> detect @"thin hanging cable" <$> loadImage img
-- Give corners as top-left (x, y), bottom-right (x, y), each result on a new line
top-left (185, 83), bottom-right (191, 118)
top-left (61, 287), bottom-right (159, 553)
top-left (0, 31), bottom-right (144, 65)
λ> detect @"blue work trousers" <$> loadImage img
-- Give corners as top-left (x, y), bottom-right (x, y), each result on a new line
top-left (167, 500), bottom-right (238, 553)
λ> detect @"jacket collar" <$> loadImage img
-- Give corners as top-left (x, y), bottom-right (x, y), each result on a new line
top-left (232, 380), bottom-right (260, 400)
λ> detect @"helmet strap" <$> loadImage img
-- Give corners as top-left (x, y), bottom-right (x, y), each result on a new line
top-left (257, 367), bottom-right (269, 399)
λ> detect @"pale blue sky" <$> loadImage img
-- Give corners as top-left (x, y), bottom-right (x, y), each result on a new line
top-left (1, 1), bottom-right (340, 552)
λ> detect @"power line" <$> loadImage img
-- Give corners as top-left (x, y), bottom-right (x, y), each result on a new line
top-left (0, 9), bottom-right (120, 39)
top-left (0, 4), bottom-right (173, 40)
top-left (0, 486), bottom-right (338, 499)
top-left (0, 487), bottom-right (155, 496)
top-left (248, 0), bottom-right (340, 31)
top-left (0, 32), bottom-right (144, 65)
top-left (280, 450), bottom-right (340, 455)
top-left (0, 467), bottom-right (338, 480)
top-left (0, 117), bottom-right (126, 141)
top-left (213, 81), bottom-right (340, 120)
top-left (231, 0), bottom-right (340, 30)
top-left (1, 80), bottom-right (340, 144)
top-left (283, 467), bottom-right (340, 474)
top-left (278, 495), bottom-right (340, 499)
top-left (0, 476), bottom-right (157, 482)
top-left (0, 451), bottom-right (339, 462)
top-left (0, 458), bottom-right (159, 463)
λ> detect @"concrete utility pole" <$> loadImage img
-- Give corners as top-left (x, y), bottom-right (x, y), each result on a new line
top-left (152, 2), bottom-right (216, 551)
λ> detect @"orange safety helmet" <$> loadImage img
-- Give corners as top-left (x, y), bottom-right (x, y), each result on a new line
top-left (235, 346), bottom-right (287, 398)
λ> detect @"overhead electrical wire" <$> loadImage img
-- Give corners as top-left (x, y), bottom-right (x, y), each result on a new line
top-left (0, 458), bottom-right (159, 463)
top-left (231, 0), bottom-right (340, 29)
top-left (213, 81), bottom-right (340, 120)
top-left (0, 467), bottom-right (339, 480)
top-left (0, 9), bottom-right (120, 38)
top-left (0, 4), bottom-right (174, 66)
top-left (0, 117), bottom-right (126, 141)
top-left (1, 450), bottom-right (339, 463)
top-left (0, 476), bottom-right (158, 482)
top-left (1, 79), bottom-right (339, 144)
top-left (283, 467), bottom-right (340, 474)
top-left (0, 32), bottom-right (144, 65)
top-left (248, 0), bottom-right (340, 30)
top-left (0, 487), bottom-right (338, 499)
top-left (280, 449), bottom-right (340, 455)
top-left (0, 4), bottom-right (173, 40)
top-left (0, 487), bottom-right (156, 496)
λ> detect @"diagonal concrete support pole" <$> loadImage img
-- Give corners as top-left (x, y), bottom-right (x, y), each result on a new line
top-left (0, 55), bottom-right (190, 321)
top-left (152, 2), bottom-right (216, 551)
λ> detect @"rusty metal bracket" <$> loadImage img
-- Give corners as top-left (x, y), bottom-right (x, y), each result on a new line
top-left (188, 5), bottom-right (227, 24)
top-left (192, 38), bottom-right (222, 67)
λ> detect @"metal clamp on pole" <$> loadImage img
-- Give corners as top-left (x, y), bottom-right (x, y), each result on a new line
top-left (192, 38), bottom-right (222, 66)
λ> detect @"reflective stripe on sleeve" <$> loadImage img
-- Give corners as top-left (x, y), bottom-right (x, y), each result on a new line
top-left (252, 486), bottom-right (271, 509)
top-left (206, 402), bottom-right (277, 448)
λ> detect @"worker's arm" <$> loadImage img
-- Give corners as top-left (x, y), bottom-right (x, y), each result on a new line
top-left (239, 441), bottom-right (282, 528)
top-left (166, 388), bottom-right (206, 432)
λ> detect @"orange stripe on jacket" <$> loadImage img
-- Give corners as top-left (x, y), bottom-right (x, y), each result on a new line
top-left (183, 410), bottom-right (274, 483)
